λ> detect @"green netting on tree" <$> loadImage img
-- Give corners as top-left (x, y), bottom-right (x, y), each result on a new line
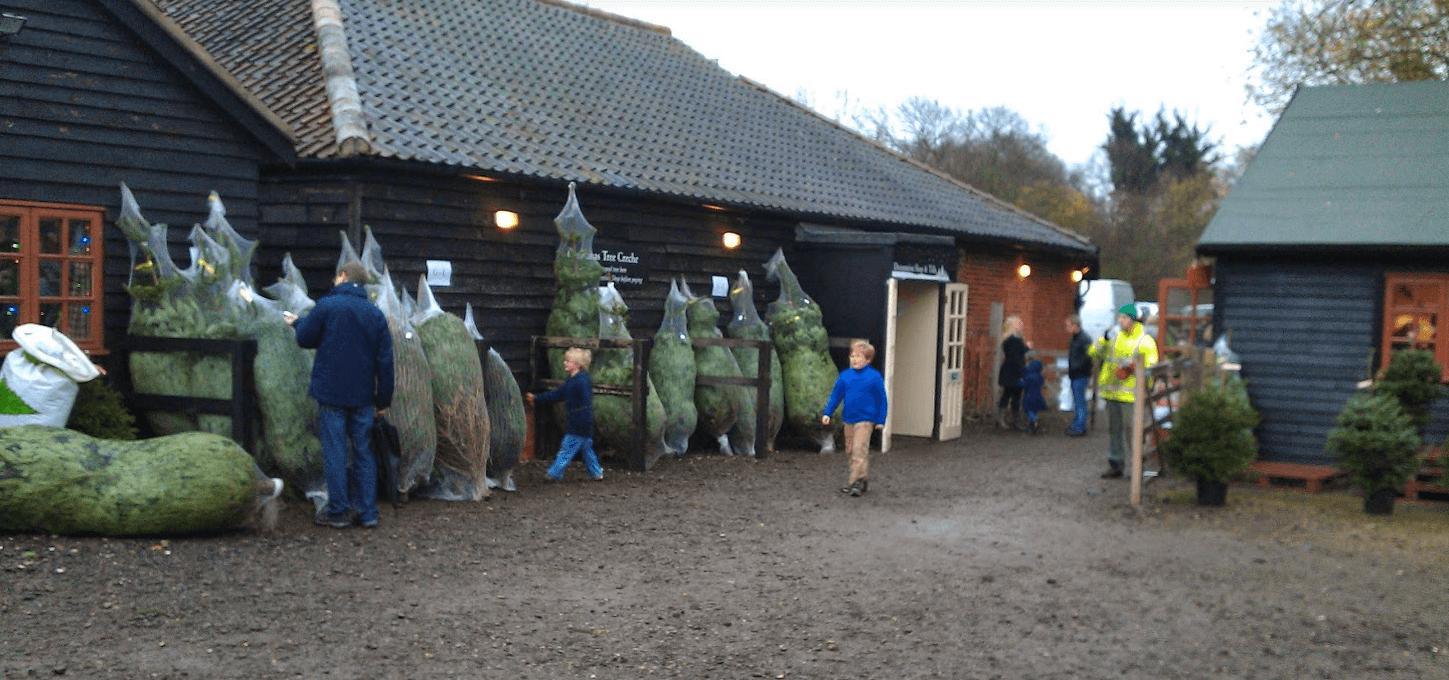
top-left (681, 280), bottom-right (751, 454)
top-left (0, 425), bottom-right (260, 536)
top-left (119, 186), bottom-right (242, 439)
top-left (226, 281), bottom-right (323, 498)
top-left (594, 283), bottom-right (667, 465)
top-left (382, 278), bottom-right (438, 494)
top-left (764, 249), bottom-right (839, 451)
top-left (727, 270), bottom-right (783, 453)
top-left (544, 183), bottom-right (604, 379)
top-left (464, 303), bottom-right (526, 493)
top-left (413, 278), bottom-right (490, 501)
top-left (650, 278), bottom-right (698, 455)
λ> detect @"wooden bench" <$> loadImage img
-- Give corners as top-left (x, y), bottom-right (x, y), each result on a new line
top-left (1247, 461), bottom-right (1343, 493)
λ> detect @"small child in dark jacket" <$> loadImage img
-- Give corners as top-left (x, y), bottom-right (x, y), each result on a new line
top-left (525, 347), bottom-right (603, 482)
top-left (1021, 354), bottom-right (1048, 435)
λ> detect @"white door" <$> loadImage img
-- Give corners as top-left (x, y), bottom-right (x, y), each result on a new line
top-left (881, 278), bottom-right (898, 453)
top-left (937, 283), bottom-right (968, 440)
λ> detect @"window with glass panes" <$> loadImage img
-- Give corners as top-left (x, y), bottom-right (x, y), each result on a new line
top-left (1382, 273), bottom-right (1448, 380)
top-left (0, 200), bottom-right (105, 352)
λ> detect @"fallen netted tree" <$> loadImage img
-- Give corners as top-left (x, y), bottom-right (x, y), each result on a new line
top-left (465, 303), bottom-right (526, 493)
top-left (413, 279), bottom-right (490, 501)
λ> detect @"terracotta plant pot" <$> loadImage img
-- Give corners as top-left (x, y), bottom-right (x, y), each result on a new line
top-left (1186, 263), bottom-right (1212, 289)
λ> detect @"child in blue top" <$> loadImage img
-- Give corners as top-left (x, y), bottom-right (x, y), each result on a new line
top-left (525, 347), bottom-right (603, 482)
top-left (1021, 352), bottom-right (1048, 435)
top-left (822, 340), bottom-right (889, 497)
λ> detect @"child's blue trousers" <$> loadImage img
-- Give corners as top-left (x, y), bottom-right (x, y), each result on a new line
top-left (547, 434), bottom-right (603, 480)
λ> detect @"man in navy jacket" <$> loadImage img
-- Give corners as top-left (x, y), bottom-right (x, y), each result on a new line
top-left (286, 261), bottom-right (394, 528)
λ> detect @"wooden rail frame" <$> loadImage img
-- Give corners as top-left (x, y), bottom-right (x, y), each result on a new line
top-left (529, 335), bottom-right (773, 471)
top-left (121, 336), bottom-right (260, 455)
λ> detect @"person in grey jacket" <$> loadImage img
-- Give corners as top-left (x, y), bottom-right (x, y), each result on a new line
top-left (286, 261), bottom-right (394, 529)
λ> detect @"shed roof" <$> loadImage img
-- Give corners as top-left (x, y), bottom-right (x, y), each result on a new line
top-left (1199, 81), bottom-right (1449, 254)
top-left (151, 0), bottom-right (1093, 255)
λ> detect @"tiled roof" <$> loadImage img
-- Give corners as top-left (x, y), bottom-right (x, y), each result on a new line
top-left (1200, 81), bottom-right (1449, 251)
top-left (152, 0), bottom-right (1092, 253)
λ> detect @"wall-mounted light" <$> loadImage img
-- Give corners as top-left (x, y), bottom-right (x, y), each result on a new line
top-left (701, 203), bottom-right (727, 212)
top-left (1017, 264), bottom-right (1031, 278)
top-left (1071, 269), bottom-right (1083, 283)
top-left (721, 232), bottom-right (741, 249)
top-left (0, 13), bottom-right (26, 37)
top-left (494, 210), bottom-right (519, 229)
top-left (462, 174), bottom-right (498, 183)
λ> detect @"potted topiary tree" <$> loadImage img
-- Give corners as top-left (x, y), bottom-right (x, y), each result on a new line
top-left (1162, 373), bottom-right (1259, 506)
top-left (1325, 393), bottom-right (1421, 515)
top-left (1373, 349), bottom-right (1446, 434)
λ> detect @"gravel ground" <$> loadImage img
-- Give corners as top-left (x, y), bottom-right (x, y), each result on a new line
top-left (4, 418), bottom-right (1449, 679)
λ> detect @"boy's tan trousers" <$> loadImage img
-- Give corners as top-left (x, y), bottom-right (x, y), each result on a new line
top-left (844, 421), bottom-right (876, 484)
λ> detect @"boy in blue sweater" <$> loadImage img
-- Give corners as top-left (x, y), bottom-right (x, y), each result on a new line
top-left (525, 347), bottom-right (603, 482)
top-left (822, 340), bottom-right (889, 497)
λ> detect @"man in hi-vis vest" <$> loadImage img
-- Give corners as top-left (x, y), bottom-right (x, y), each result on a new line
top-left (1088, 304), bottom-right (1159, 479)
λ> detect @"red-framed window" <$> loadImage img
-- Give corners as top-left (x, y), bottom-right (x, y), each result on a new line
top-left (0, 200), bottom-right (106, 353)
top-left (1382, 273), bottom-right (1448, 380)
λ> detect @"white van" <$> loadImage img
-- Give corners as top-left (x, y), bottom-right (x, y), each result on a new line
top-left (1076, 279), bottom-right (1135, 342)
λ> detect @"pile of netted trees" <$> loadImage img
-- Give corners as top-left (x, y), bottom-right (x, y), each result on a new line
top-left (115, 185), bottom-right (528, 512)
top-left (540, 186), bottom-right (836, 462)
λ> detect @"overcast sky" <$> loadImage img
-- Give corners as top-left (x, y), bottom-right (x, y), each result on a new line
top-left (580, 1), bottom-right (1280, 170)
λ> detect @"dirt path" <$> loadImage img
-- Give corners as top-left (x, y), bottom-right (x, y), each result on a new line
top-left (4, 422), bottom-right (1448, 679)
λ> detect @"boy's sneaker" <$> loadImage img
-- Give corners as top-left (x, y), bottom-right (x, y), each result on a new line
top-left (849, 480), bottom-right (863, 497)
top-left (314, 509), bottom-right (352, 529)
top-left (591, 473), bottom-right (604, 481)
top-left (357, 517), bottom-right (379, 528)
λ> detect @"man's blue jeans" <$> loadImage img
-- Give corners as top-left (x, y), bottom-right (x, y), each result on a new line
top-left (548, 434), bottom-right (603, 480)
top-left (1070, 376), bottom-right (1090, 433)
top-left (318, 403), bottom-right (377, 523)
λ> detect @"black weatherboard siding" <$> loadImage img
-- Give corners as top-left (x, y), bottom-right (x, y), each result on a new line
top-left (0, 0), bottom-right (278, 357)
top-left (1219, 259), bottom-right (1379, 465)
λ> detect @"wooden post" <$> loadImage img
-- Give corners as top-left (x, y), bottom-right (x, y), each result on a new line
top-left (1130, 350), bottom-right (1147, 507)
top-left (754, 340), bottom-right (772, 458)
top-left (630, 338), bottom-right (648, 471)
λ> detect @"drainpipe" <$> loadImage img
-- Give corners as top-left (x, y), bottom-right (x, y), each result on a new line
top-left (311, 0), bottom-right (371, 157)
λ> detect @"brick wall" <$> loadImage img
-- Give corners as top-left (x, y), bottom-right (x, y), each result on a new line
top-left (957, 249), bottom-right (1088, 414)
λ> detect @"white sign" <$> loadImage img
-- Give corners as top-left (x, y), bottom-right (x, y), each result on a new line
top-left (426, 260), bottom-right (452, 287)
top-left (711, 275), bottom-right (728, 297)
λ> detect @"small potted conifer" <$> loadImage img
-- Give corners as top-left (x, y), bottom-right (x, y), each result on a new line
top-left (1325, 393), bottom-right (1421, 515)
top-left (1162, 373), bottom-right (1259, 506)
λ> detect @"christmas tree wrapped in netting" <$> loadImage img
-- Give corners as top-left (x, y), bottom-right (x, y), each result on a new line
top-left (727, 270), bottom-right (783, 453)
top-left (682, 280), bottom-right (752, 455)
top-left (464, 303), bottom-right (526, 493)
top-left (764, 249), bottom-right (839, 452)
top-left (650, 278), bottom-right (697, 455)
top-left (119, 186), bottom-right (328, 492)
top-left (594, 283), bottom-right (667, 465)
top-left (374, 274), bottom-right (437, 495)
top-left (412, 279), bottom-right (490, 501)
top-left (544, 183), bottom-right (604, 377)
top-left (118, 186), bottom-right (240, 439)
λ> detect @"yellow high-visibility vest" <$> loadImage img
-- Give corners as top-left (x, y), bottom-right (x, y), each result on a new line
top-left (1089, 322), bottom-right (1158, 403)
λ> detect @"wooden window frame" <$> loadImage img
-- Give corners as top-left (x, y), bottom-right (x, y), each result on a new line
top-left (1382, 272), bottom-right (1448, 381)
top-left (0, 199), bottom-right (107, 354)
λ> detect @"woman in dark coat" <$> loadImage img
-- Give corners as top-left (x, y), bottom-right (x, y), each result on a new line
top-left (996, 315), bottom-right (1029, 430)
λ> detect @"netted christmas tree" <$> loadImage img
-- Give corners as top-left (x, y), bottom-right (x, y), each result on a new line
top-left (682, 279), bottom-right (752, 455)
top-left (726, 270), bottom-right (783, 453)
top-left (464, 303), bottom-right (526, 493)
top-left (413, 279), bottom-right (490, 501)
top-left (764, 249), bottom-right (839, 452)
top-left (650, 279), bottom-right (698, 455)
top-left (593, 283), bottom-right (667, 465)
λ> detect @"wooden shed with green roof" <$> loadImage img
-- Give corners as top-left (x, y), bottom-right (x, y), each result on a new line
top-left (1197, 81), bottom-right (1449, 465)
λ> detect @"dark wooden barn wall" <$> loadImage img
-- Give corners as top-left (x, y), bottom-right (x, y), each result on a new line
top-left (259, 169), bottom-right (818, 381)
top-left (1218, 257), bottom-right (1449, 464)
top-left (0, 0), bottom-right (267, 363)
